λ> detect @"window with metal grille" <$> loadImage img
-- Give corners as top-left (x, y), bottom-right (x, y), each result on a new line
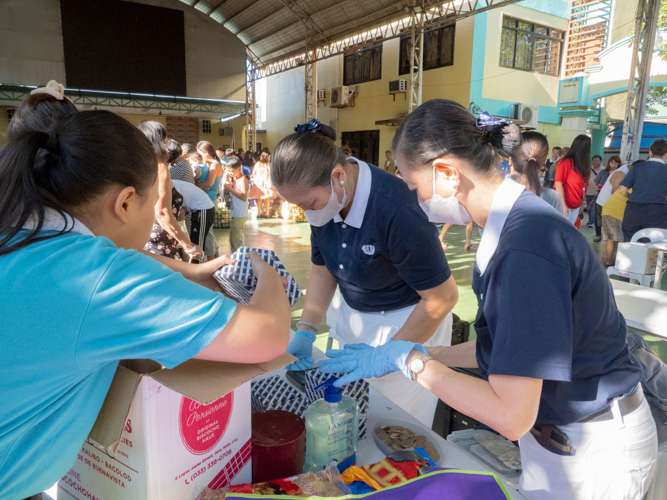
top-left (399, 24), bottom-right (455, 75)
top-left (202, 119), bottom-right (211, 134)
top-left (343, 44), bottom-right (382, 85)
top-left (500, 16), bottom-right (563, 76)
top-left (6, 108), bottom-right (16, 123)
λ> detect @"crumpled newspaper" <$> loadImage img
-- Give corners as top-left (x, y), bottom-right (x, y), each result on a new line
top-left (473, 430), bottom-right (522, 470)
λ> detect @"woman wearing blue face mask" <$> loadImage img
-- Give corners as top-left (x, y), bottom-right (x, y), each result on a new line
top-left (271, 119), bottom-right (458, 426)
top-left (319, 100), bottom-right (656, 500)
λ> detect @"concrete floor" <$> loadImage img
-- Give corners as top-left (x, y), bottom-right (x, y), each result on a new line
top-left (211, 214), bottom-right (667, 362)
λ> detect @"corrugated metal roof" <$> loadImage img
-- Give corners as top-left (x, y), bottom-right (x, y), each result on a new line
top-left (179, 0), bottom-right (409, 66)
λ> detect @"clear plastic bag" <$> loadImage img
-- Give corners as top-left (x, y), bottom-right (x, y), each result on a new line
top-left (195, 462), bottom-right (351, 498)
top-left (473, 430), bottom-right (522, 470)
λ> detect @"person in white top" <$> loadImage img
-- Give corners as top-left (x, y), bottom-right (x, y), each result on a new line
top-left (172, 180), bottom-right (215, 263)
top-left (586, 155), bottom-right (602, 233)
top-left (223, 156), bottom-right (249, 253)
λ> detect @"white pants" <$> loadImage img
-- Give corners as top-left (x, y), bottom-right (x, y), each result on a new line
top-left (567, 208), bottom-right (580, 225)
top-left (519, 387), bottom-right (658, 500)
top-left (327, 288), bottom-right (453, 427)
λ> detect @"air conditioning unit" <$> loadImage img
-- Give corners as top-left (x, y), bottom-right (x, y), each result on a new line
top-left (317, 89), bottom-right (326, 101)
top-left (330, 86), bottom-right (357, 108)
top-left (389, 79), bottom-right (407, 94)
top-left (218, 127), bottom-right (233, 136)
top-left (513, 103), bottom-right (540, 129)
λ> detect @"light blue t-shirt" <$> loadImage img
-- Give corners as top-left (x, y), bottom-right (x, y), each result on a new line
top-left (0, 231), bottom-right (237, 499)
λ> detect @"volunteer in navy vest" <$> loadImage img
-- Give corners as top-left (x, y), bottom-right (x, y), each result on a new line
top-left (271, 119), bottom-right (458, 426)
top-left (319, 100), bottom-right (657, 500)
top-left (617, 138), bottom-right (667, 241)
top-left (0, 108), bottom-right (291, 500)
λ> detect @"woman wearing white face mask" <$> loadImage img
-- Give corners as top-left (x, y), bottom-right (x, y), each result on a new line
top-left (319, 100), bottom-right (656, 500)
top-left (272, 119), bottom-right (458, 426)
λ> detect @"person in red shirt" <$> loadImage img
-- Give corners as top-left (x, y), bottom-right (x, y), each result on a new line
top-left (554, 135), bottom-right (591, 227)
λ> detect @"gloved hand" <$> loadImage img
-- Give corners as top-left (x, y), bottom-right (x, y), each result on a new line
top-left (318, 340), bottom-right (428, 387)
top-left (286, 329), bottom-right (317, 371)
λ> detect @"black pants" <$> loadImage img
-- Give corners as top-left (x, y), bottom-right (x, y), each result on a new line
top-left (622, 202), bottom-right (667, 242)
top-left (189, 206), bottom-right (215, 263)
top-left (595, 203), bottom-right (602, 237)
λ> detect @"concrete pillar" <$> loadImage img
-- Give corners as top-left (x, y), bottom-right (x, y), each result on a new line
top-left (560, 115), bottom-right (589, 147)
top-left (591, 127), bottom-right (606, 159)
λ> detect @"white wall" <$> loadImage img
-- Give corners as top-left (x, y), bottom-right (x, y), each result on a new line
top-left (0, 0), bottom-right (246, 101)
top-left (261, 67), bottom-right (306, 151)
top-left (0, 0), bottom-right (67, 86)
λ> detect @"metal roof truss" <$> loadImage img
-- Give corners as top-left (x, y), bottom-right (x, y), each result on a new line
top-left (246, 0), bottom-right (522, 80)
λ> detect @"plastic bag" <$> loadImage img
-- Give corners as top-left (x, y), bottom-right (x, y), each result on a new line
top-left (196, 462), bottom-right (351, 499)
top-left (473, 430), bottom-right (521, 470)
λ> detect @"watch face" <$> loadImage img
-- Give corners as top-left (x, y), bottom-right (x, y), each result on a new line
top-left (411, 359), bottom-right (425, 374)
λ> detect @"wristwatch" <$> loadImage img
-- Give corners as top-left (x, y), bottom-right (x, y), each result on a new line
top-left (408, 355), bottom-right (434, 381)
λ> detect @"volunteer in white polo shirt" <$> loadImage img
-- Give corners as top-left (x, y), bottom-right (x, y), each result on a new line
top-left (320, 100), bottom-right (657, 500)
top-left (271, 119), bottom-right (458, 426)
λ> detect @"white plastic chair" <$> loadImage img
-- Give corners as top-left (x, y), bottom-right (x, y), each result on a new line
top-left (630, 228), bottom-right (667, 243)
top-left (607, 229), bottom-right (667, 288)
top-left (606, 267), bottom-right (654, 287)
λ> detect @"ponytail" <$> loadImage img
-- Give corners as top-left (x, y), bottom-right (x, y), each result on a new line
top-left (0, 131), bottom-right (63, 255)
top-left (512, 131), bottom-right (549, 196)
top-left (0, 111), bottom-right (158, 256)
top-left (392, 100), bottom-right (521, 175)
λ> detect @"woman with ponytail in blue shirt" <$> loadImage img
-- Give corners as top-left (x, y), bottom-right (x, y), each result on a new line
top-left (0, 98), bottom-right (290, 500)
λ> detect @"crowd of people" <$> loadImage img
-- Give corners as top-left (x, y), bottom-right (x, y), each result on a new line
top-left (1, 82), bottom-right (664, 500)
top-left (97, 121), bottom-right (289, 260)
top-left (536, 129), bottom-right (667, 267)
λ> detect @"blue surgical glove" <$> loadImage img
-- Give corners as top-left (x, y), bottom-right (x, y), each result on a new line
top-left (318, 340), bottom-right (428, 387)
top-left (286, 329), bottom-right (317, 371)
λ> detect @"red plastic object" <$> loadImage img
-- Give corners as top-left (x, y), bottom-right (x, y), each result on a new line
top-left (251, 410), bottom-right (305, 483)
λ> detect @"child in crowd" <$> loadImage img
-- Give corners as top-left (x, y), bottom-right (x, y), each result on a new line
top-left (189, 153), bottom-right (205, 180)
top-left (223, 157), bottom-right (249, 253)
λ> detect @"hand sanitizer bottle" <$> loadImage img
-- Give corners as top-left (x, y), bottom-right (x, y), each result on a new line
top-left (304, 377), bottom-right (359, 472)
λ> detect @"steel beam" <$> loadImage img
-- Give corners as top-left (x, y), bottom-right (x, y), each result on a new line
top-left (408, 0), bottom-right (425, 113)
top-left (245, 55), bottom-right (257, 152)
top-left (248, 0), bottom-right (521, 80)
top-left (620, 0), bottom-right (661, 162)
top-left (304, 29), bottom-right (318, 121)
top-left (0, 85), bottom-right (245, 116)
top-left (275, 0), bottom-right (329, 47)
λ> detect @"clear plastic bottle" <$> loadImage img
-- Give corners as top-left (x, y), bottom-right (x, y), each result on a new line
top-left (304, 378), bottom-right (359, 472)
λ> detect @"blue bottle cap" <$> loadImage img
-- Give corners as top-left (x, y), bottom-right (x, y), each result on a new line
top-left (313, 377), bottom-right (343, 403)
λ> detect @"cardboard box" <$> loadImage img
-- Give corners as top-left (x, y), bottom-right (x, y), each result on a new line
top-left (58, 354), bottom-right (294, 500)
top-left (616, 242), bottom-right (659, 275)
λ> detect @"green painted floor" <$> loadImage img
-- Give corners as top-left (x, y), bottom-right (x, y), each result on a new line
top-left (211, 215), bottom-right (667, 361)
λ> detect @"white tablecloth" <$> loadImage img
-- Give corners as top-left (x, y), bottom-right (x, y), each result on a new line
top-left (304, 347), bottom-right (526, 498)
top-left (612, 279), bottom-right (667, 340)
